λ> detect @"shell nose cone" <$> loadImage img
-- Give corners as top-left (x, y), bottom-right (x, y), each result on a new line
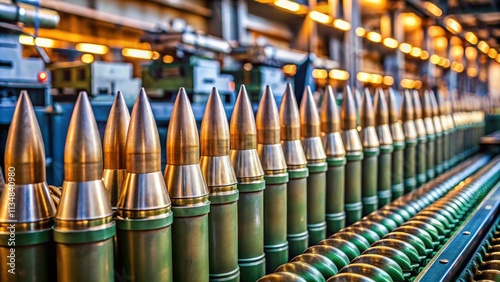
top-left (104, 91), bottom-right (130, 170)
top-left (361, 88), bottom-right (375, 127)
top-left (374, 88), bottom-right (389, 126)
top-left (387, 88), bottom-right (401, 124)
top-left (126, 88), bottom-right (162, 173)
top-left (201, 87), bottom-right (231, 156)
top-left (167, 87), bottom-right (200, 165)
top-left (230, 85), bottom-right (257, 150)
top-left (300, 86), bottom-right (321, 138)
top-left (64, 91), bottom-right (103, 182)
top-left (321, 85), bottom-right (341, 133)
top-left (341, 85), bottom-right (358, 130)
top-left (5, 90), bottom-right (46, 184)
top-left (279, 83), bottom-right (301, 141)
top-left (401, 90), bottom-right (415, 121)
top-left (256, 85), bottom-right (281, 144)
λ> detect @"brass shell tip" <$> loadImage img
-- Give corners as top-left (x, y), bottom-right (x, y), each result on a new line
top-left (256, 85), bottom-right (280, 144)
top-left (279, 83), bottom-right (301, 141)
top-left (387, 88), bottom-right (400, 124)
top-left (5, 91), bottom-right (46, 184)
top-left (300, 86), bottom-right (321, 137)
top-left (401, 90), bottom-right (415, 121)
top-left (341, 86), bottom-right (357, 130)
top-left (230, 83), bottom-right (257, 150)
top-left (374, 88), bottom-right (389, 126)
top-left (361, 88), bottom-right (375, 127)
top-left (104, 90), bottom-right (130, 170)
top-left (201, 87), bottom-right (230, 156)
top-left (167, 88), bottom-right (200, 165)
top-left (320, 85), bottom-right (341, 133)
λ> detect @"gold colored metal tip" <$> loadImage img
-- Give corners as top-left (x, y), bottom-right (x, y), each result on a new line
top-left (387, 88), bottom-right (401, 123)
top-left (279, 83), bottom-right (301, 141)
top-left (167, 87), bottom-right (200, 165)
top-left (354, 88), bottom-right (362, 124)
top-left (300, 86), bottom-right (321, 138)
top-left (436, 90), bottom-right (447, 115)
top-left (411, 90), bottom-right (423, 119)
top-left (256, 85), bottom-right (281, 144)
top-left (4, 91), bottom-right (46, 184)
top-left (64, 91), bottom-right (103, 182)
top-left (201, 87), bottom-right (230, 156)
top-left (422, 91), bottom-right (433, 118)
top-left (361, 88), bottom-right (375, 127)
top-left (341, 85), bottom-right (358, 130)
top-left (429, 90), bottom-right (440, 117)
top-left (374, 88), bottom-right (389, 126)
top-left (401, 90), bottom-right (415, 121)
top-left (104, 91), bottom-right (130, 170)
top-left (321, 85), bottom-right (341, 133)
top-left (126, 88), bottom-right (161, 173)
top-left (230, 84), bottom-right (257, 150)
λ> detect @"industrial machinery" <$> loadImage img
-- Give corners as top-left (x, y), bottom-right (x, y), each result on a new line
top-left (50, 61), bottom-right (141, 103)
top-left (141, 21), bottom-right (235, 104)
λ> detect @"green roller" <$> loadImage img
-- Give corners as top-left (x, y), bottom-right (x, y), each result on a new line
top-left (318, 238), bottom-right (360, 261)
top-left (338, 263), bottom-right (393, 282)
top-left (257, 86), bottom-right (289, 273)
top-left (304, 245), bottom-right (351, 270)
top-left (301, 87), bottom-right (328, 245)
top-left (363, 246), bottom-right (413, 274)
top-left (360, 89), bottom-right (380, 215)
top-left (230, 85), bottom-right (266, 280)
top-left (291, 254), bottom-right (339, 279)
top-left (401, 90), bottom-right (417, 194)
top-left (275, 262), bottom-right (325, 282)
top-left (341, 86), bottom-right (364, 224)
top-left (201, 89), bottom-right (240, 281)
top-left (321, 86), bottom-right (347, 234)
top-left (374, 88), bottom-right (394, 207)
top-left (352, 255), bottom-right (405, 282)
top-left (331, 232), bottom-right (371, 253)
top-left (340, 226), bottom-right (380, 244)
top-left (352, 221), bottom-right (390, 237)
top-left (387, 88), bottom-right (405, 199)
top-left (280, 84), bottom-right (309, 259)
top-left (165, 88), bottom-right (210, 282)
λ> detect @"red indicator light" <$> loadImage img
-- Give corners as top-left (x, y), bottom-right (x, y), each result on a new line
top-left (38, 71), bottom-right (48, 83)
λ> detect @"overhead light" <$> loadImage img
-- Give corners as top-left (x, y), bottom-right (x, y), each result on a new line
top-left (122, 48), bottom-right (154, 60)
top-left (401, 12), bottom-right (421, 31)
top-left (443, 58), bottom-right (451, 68)
top-left (371, 74), bottom-right (383, 84)
top-left (163, 55), bottom-right (174, 63)
top-left (310, 11), bottom-right (331, 24)
top-left (428, 26), bottom-right (445, 37)
top-left (438, 57), bottom-right (446, 66)
top-left (467, 67), bottom-right (478, 77)
top-left (451, 61), bottom-right (464, 72)
top-left (410, 47), bottom-right (422, 57)
top-left (35, 37), bottom-right (56, 48)
top-left (366, 31), bottom-right (382, 43)
top-left (414, 80), bottom-right (422, 89)
top-left (329, 69), bottom-right (350, 80)
top-left (478, 41), bottom-right (490, 54)
top-left (401, 79), bottom-right (415, 89)
top-left (420, 50), bottom-right (430, 60)
top-left (355, 27), bottom-right (366, 37)
top-left (433, 36), bottom-right (448, 51)
top-left (430, 54), bottom-right (440, 64)
top-left (383, 37), bottom-right (398, 49)
top-left (465, 32), bottom-right (478, 45)
top-left (357, 72), bottom-right (372, 82)
top-left (274, 0), bottom-right (301, 12)
top-left (282, 64), bottom-right (297, 75)
top-left (383, 75), bottom-right (394, 86)
top-left (81, 54), bottom-right (94, 64)
top-left (424, 2), bottom-right (443, 17)
top-left (19, 35), bottom-right (35, 45)
top-left (76, 43), bottom-right (109, 55)
top-left (450, 45), bottom-right (464, 60)
top-left (333, 19), bottom-right (351, 31)
top-left (244, 63), bottom-right (253, 71)
top-left (445, 17), bottom-right (462, 34)
top-left (399, 43), bottom-right (412, 53)
top-left (488, 48), bottom-right (498, 59)
top-left (312, 69), bottom-right (328, 79)
top-left (479, 71), bottom-right (487, 81)
top-left (465, 47), bottom-right (477, 61)
top-left (497, 54), bottom-right (500, 63)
